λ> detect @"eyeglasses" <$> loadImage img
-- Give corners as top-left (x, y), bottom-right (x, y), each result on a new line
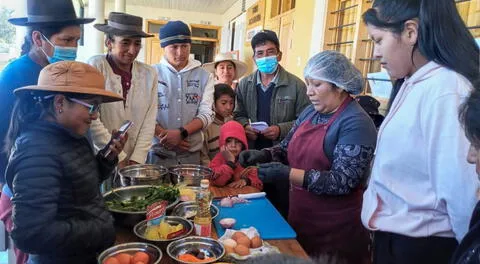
top-left (68, 97), bottom-right (101, 114)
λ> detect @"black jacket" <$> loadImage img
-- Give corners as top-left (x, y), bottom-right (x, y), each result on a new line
top-left (5, 121), bottom-right (116, 264)
top-left (451, 201), bottom-right (480, 264)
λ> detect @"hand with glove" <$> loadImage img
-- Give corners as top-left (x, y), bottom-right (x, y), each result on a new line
top-left (257, 162), bottom-right (291, 183)
top-left (238, 149), bottom-right (272, 167)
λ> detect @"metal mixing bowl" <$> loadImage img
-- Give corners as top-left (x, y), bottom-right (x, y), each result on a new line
top-left (169, 164), bottom-right (213, 186)
top-left (103, 185), bottom-right (180, 227)
top-left (171, 201), bottom-right (219, 221)
top-left (118, 164), bottom-right (169, 187)
top-left (97, 242), bottom-right (162, 264)
top-left (133, 216), bottom-right (193, 248)
top-left (167, 236), bottom-right (225, 264)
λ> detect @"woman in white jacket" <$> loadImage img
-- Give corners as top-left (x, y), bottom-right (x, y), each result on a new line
top-left (88, 12), bottom-right (158, 167)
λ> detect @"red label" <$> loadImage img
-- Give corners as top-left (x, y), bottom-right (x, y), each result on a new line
top-left (146, 200), bottom-right (168, 221)
top-left (194, 223), bottom-right (212, 237)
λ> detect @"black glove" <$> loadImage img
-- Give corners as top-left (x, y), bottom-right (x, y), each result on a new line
top-left (257, 162), bottom-right (291, 184)
top-left (238, 149), bottom-right (272, 167)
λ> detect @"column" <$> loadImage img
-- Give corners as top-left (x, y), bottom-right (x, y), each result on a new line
top-left (87, 0), bottom-right (105, 56)
top-left (115, 0), bottom-right (126, 12)
top-left (14, 0), bottom-right (27, 57)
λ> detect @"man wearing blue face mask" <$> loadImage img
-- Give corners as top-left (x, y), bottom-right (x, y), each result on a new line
top-left (0, 0), bottom-right (93, 263)
top-left (233, 30), bottom-right (310, 218)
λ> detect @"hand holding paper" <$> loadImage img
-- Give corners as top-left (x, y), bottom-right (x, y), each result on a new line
top-left (250, 121), bottom-right (269, 132)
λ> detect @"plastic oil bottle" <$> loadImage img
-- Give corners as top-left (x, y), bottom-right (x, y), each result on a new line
top-left (194, 179), bottom-right (212, 237)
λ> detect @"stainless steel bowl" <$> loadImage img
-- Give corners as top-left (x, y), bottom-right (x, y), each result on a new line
top-left (169, 164), bottom-right (213, 186)
top-left (118, 164), bottom-right (169, 187)
top-left (171, 202), bottom-right (219, 221)
top-left (97, 242), bottom-right (162, 264)
top-left (133, 216), bottom-right (193, 248)
top-left (167, 236), bottom-right (225, 264)
top-left (103, 185), bottom-right (180, 227)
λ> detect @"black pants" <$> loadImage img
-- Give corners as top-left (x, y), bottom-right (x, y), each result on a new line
top-left (373, 231), bottom-right (458, 264)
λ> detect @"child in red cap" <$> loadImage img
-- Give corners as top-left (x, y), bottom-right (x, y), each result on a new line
top-left (209, 121), bottom-right (263, 190)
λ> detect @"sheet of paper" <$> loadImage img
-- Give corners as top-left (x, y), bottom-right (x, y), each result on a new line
top-left (367, 71), bottom-right (393, 99)
top-left (250, 121), bottom-right (269, 132)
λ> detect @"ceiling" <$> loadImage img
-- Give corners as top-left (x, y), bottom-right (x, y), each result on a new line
top-left (104, 0), bottom-right (240, 14)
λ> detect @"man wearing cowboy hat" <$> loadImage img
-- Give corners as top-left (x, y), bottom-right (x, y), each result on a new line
top-left (150, 20), bottom-right (214, 166)
top-left (88, 12), bottom-right (158, 167)
top-left (0, 1), bottom-right (94, 263)
top-left (202, 52), bottom-right (248, 89)
top-left (234, 30), bottom-right (309, 150)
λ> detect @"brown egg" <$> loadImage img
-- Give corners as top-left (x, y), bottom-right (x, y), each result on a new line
top-left (250, 235), bottom-right (262, 248)
top-left (236, 236), bottom-right (251, 248)
top-left (224, 245), bottom-right (235, 254)
top-left (234, 244), bottom-right (250, 256)
top-left (231, 231), bottom-right (247, 241)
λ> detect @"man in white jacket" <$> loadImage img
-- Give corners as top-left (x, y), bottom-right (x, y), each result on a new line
top-left (88, 12), bottom-right (158, 167)
top-left (149, 20), bottom-right (214, 166)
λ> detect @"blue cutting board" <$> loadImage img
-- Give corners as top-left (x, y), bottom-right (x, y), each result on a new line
top-left (213, 197), bottom-right (296, 239)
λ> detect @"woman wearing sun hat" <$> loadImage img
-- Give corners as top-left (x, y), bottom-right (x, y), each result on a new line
top-left (4, 61), bottom-right (126, 264)
top-left (202, 52), bottom-right (248, 89)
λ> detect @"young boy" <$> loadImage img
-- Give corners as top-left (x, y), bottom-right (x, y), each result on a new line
top-left (201, 84), bottom-right (235, 165)
top-left (209, 121), bottom-right (263, 190)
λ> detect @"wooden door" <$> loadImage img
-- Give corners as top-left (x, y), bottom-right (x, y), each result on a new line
top-left (146, 37), bottom-right (163, 65)
top-left (279, 13), bottom-right (293, 68)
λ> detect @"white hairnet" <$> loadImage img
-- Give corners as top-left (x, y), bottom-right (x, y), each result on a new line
top-left (304, 50), bottom-right (364, 95)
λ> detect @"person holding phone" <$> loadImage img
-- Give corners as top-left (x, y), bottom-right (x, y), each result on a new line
top-left (4, 61), bottom-right (126, 264)
top-left (88, 12), bottom-right (158, 168)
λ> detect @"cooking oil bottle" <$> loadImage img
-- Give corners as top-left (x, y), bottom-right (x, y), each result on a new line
top-left (194, 179), bottom-right (212, 237)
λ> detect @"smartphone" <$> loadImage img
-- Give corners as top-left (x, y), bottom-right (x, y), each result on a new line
top-left (102, 120), bottom-right (133, 158)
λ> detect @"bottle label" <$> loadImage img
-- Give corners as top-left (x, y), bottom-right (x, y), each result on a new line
top-left (194, 223), bottom-right (211, 237)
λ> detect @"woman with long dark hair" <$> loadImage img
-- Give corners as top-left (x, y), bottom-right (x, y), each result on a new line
top-left (361, 0), bottom-right (480, 263)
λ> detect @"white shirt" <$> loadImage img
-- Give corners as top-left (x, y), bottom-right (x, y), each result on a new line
top-left (361, 61), bottom-right (478, 242)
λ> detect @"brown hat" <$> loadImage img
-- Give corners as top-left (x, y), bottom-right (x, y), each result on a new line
top-left (94, 12), bottom-right (153, 38)
top-left (8, 0), bottom-right (94, 26)
top-left (14, 61), bottom-right (124, 103)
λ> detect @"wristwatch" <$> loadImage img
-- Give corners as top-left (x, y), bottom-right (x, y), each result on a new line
top-left (179, 127), bottom-right (188, 139)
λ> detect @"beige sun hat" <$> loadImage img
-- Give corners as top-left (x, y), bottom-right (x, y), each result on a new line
top-left (14, 61), bottom-right (124, 103)
top-left (202, 52), bottom-right (247, 79)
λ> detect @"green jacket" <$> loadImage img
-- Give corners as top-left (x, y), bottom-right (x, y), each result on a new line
top-left (234, 66), bottom-right (310, 145)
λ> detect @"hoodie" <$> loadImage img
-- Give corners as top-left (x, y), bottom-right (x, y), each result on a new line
top-left (209, 121), bottom-right (263, 190)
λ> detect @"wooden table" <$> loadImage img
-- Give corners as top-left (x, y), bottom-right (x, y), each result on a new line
top-left (114, 186), bottom-right (309, 263)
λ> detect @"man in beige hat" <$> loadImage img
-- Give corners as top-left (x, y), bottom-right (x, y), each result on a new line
top-left (88, 12), bottom-right (158, 168)
top-left (5, 61), bottom-right (125, 264)
top-left (202, 52), bottom-right (247, 89)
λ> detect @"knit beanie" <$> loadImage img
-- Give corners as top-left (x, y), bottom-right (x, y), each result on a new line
top-left (159, 20), bottom-right (191, 48)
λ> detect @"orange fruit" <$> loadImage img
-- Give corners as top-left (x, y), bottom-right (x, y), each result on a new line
top-left (132, 251), bottom-right (150, 264)
top-left (103, 257), bottom-right (120, 264)
top-left (113, 253), bottom-right (132, 264)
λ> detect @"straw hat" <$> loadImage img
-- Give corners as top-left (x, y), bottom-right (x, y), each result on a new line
top-left (8, 0), bottom-right (94, 26)
top-left (202, 53), bottom-right (247, 79)
top-left (14, 61), bottom-right (124, 103)
top-left (94, 12), bottom-right (153, 38)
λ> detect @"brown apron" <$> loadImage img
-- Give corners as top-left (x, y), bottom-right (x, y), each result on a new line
top-left (287, 96), bottom-right (370, 263)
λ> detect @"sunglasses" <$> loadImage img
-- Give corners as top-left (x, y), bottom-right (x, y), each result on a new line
top-left (68, 97), bottom-right (101, 114)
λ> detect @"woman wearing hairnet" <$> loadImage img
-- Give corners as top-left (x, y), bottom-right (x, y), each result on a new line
top-left (239, 50), bottom-right (377, 262)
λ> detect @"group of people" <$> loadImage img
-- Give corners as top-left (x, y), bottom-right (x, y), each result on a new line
top-left (0, 0), bottom-right (478, 264)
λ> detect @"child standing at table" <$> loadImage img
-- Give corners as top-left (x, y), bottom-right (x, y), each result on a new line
top-left (209, 121), bottom-right (263, 190)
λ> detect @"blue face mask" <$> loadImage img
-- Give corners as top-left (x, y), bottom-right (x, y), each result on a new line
top-left (41, 34), bottom-right (77, 63)
top-left (255, 55), bottom-right (279, 74)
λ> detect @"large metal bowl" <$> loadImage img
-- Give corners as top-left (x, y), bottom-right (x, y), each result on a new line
top-left (171, 201), bottom-right (219, 221)
top-left (103, 185), bottom-right (180, 227)
top-left (169, 164), bottom-right (213, 186)
top-left (133, 216), bottom-right (194, 248)
top-left (167, 236), bottom-right (225, 264)
top-left (118, 164), bottom-right (169, 187)
top-left (97, 242), bottom-right (162, 264)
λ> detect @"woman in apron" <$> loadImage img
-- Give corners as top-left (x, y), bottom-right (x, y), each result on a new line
top-left (239, 51), bottom-right (377, 263)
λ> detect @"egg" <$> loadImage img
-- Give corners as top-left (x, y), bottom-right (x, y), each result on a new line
top-left (132, 251), bottom-right (150, 263)
top-left (224, 245), bottom-right (235, 254)
top-left (114, 253), bottom-right (132, 264)
top-left (222, 238), bottom-right (237, 248)
top-left (103, 257), bottom-right (120, 264)
top-left (234, 244), bottom-right (250, 256)
top-left (250, 235), bottom-right (262, 248)
top-left (236, 236), bottom-right (251, 248)
top-left (231, 231), bottom-right (247, 241)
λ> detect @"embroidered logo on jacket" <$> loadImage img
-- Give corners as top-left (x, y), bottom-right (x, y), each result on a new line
top-left (185, 93), bottom-right (200, 104)
top-left (187, 80), bottom-right (200, 89)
